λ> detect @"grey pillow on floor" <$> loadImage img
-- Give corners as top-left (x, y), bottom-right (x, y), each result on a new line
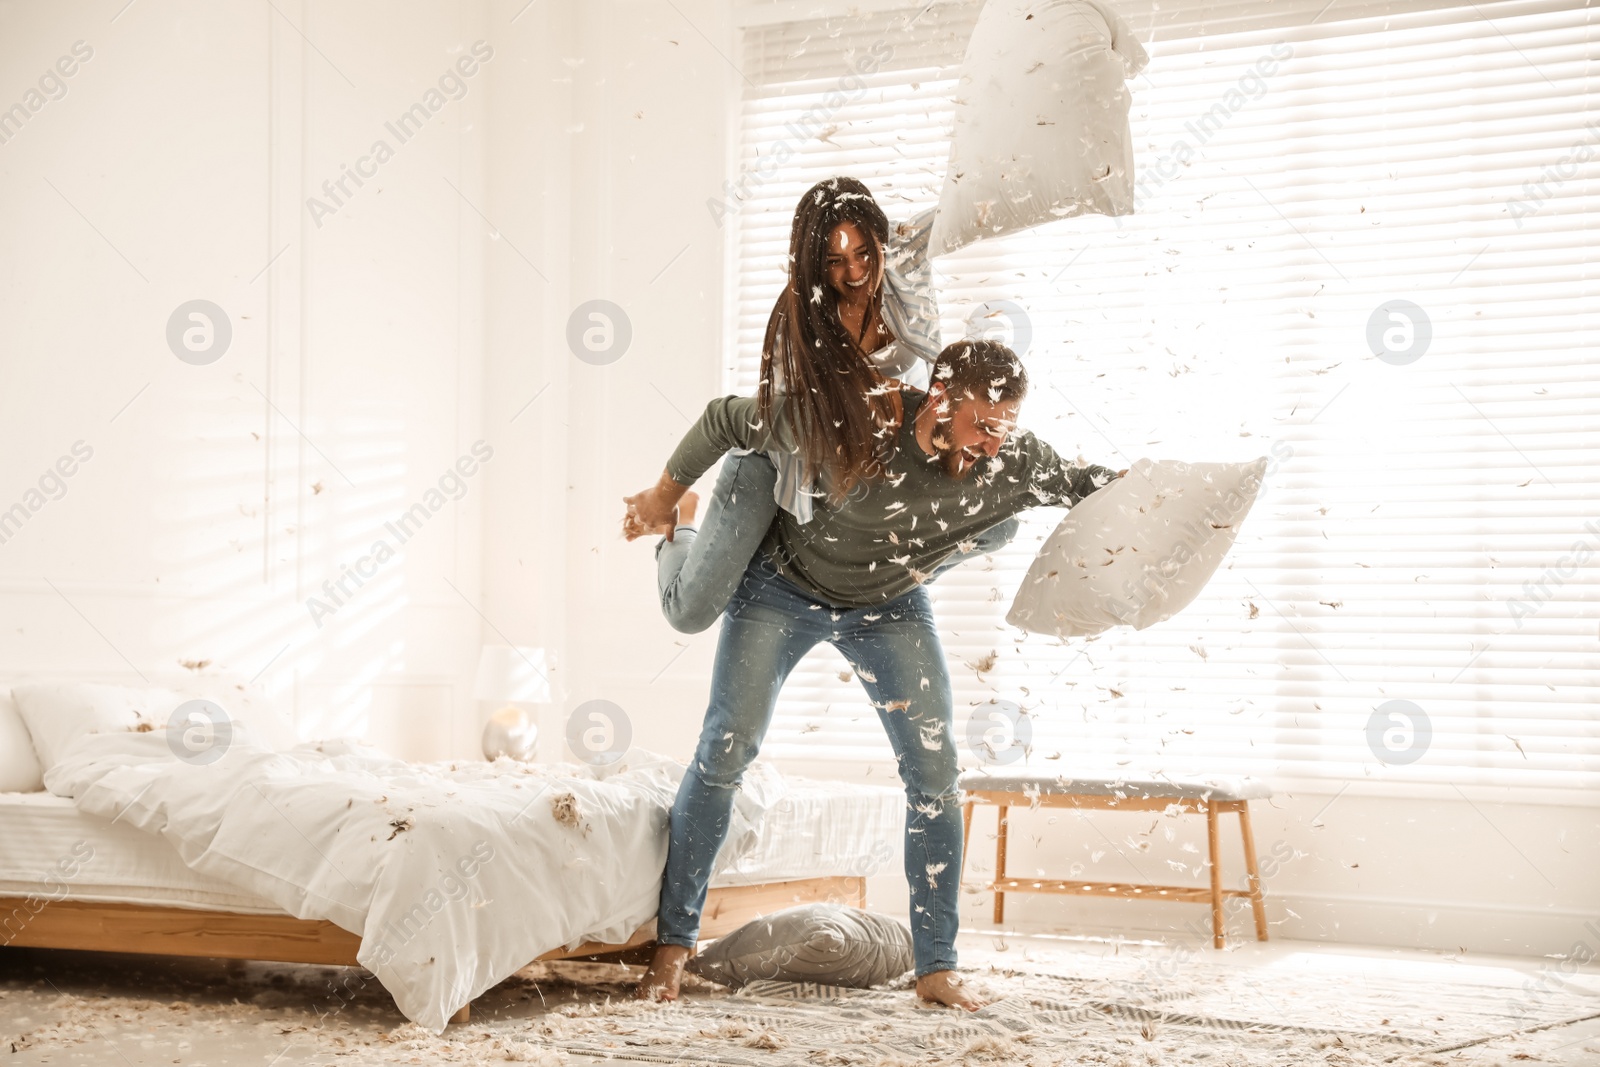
top-left (686, 903), bottom-right (913, 989)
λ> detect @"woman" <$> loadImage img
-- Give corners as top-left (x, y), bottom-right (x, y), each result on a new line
top-left (624, 177), bottom-right (1017, 625)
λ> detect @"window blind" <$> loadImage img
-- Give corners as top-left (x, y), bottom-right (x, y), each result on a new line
top-left (727, 0), bottom-right (1599, 797)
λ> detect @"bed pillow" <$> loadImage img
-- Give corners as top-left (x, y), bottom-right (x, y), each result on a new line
top-left (928, 0), bottom-right (1148, 257)
top-left (11, 677), bottom-right (296, 775)
top-left (0, 688), bottom-right (45, 792)
top-left (180, 675), bottom-right (296, 753)
top-left (12, 681), bottom-right (189, 771)
top-left (1007, 457), bottom-right (1268, 637)
top-left (686, 903), bottom-right (913, 989)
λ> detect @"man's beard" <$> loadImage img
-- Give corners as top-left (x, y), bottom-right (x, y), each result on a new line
top-left (930, 425), bottom-right (980, 479)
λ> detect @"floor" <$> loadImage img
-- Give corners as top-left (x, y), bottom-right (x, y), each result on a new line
top-left (2, 930), bottom-right (1599, 1066)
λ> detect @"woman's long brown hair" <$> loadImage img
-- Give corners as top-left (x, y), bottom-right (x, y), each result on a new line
top-left (758, 177), bottom-right (900, 504)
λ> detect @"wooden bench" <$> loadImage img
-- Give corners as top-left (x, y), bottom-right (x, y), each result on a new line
top-left (959, 770), bottom-right (1271, 948)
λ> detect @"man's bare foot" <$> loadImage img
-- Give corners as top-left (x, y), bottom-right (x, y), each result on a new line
top-left (677, 491), bottom-right (699, 525)
top-left (915, 969), bottom-right (986, 1011)
top-left (636, 943), bottom-right (693, 1002)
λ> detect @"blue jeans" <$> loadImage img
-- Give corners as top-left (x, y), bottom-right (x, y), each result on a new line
top-left (656, 452), bottom-right (1020, 633)
top-left (655, 553), bottom-right (964, 977)
top-left (655, 452), bottom-right (778, 634)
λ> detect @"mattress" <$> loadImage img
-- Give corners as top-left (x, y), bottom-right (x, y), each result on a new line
top-left (0, 777), bottom-right (905, 915)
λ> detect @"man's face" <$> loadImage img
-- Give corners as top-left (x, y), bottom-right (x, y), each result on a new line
top-left (928, 386), bottom-right (1021, 478)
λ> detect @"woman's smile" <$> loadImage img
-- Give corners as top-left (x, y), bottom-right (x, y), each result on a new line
top-left (825, 220), bottom-right (878, 303)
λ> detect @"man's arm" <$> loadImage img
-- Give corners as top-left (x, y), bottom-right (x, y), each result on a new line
top-left (1011, 430), bottom-right (1120, 508)
top-left (663, 395), bottom-right (776, 488)
top-left (622, 395), bottom-right (780, 540)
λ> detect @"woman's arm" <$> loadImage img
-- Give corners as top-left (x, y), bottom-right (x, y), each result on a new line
top-left (880, 207), bottom-right (943, 369)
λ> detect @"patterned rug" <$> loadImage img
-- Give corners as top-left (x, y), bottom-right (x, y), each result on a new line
top-left (494, 947), bottom-right (1600, 1066)
top-left (5, 941), bottom-right (1598, 1065)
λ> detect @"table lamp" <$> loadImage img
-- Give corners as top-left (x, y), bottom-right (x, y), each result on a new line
top-left (474, 645), bottom-right (555, 761)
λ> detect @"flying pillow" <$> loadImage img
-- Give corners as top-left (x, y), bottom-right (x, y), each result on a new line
top-left (1007, 457), bottom-right (1268, 637)
top-left (929, 0), bottom-right (1149, 257)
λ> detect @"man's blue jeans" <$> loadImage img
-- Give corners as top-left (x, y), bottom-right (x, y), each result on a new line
top-left (654, 552), bottom-right (964, 977)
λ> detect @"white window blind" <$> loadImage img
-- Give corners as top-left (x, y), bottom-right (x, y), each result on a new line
top-left (727, 0), bottom-right (1599, 797)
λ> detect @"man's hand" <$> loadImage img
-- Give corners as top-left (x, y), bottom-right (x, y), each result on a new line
top-left (622, 469), bottom-right (691, 542)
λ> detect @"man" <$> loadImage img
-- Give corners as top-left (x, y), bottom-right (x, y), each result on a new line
top-left (622, 340), bottom-right (1120, 1009)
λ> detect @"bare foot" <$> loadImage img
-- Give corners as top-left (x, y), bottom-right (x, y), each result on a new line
top-left (915, 969), bottom-right (986, 1011)
top-left (621, 492), bottom-right (699, 542)
top-left (636, 943), bottom-right (693, 1002)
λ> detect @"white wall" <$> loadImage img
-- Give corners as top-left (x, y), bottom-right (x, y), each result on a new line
top-left (0, 0), bottom-right (730, 765)
top-left (0, 0), bottom-right (497, 758)
top-left (1, 0), bottom-right (1592, 963)
top-left (0, 0), bottom-right (737, 762)
top-left (481, 0), bottom-right (739, 762)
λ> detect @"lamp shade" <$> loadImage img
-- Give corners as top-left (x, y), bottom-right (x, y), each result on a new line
top-left (473, 645), bottom-right (554, 704)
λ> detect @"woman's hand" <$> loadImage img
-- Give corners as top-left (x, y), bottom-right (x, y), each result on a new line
top-left (622, 470), bottom-right (691, 541)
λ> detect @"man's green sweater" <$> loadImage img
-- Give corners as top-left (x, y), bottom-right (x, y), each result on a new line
top-left (666, 387), bottom-right (1118, 608)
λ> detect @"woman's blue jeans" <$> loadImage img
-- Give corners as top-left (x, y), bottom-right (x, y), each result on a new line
top-left (654, 552), bottom-right (964, 976)
top-left (656, 451), bottom-right (1019, 633)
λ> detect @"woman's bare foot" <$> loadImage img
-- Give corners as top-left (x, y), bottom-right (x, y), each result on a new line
top-left (636, 943), bottom-right (693, 1002)
top-left (915, 969), bottom-right (986, 1011)
top-left (622, 491), bottom-right (698, 542)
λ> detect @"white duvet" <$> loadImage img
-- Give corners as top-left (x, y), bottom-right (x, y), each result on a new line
top-left (42, 730), bottom-right (789, 1032)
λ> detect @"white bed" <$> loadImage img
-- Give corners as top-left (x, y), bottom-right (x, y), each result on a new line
top-left (0, 780), bottom-right (903, 909)
top-left (0, 753), bottom-right (905, 1032)
top-left (0, 680), bottom-right (909, 1031)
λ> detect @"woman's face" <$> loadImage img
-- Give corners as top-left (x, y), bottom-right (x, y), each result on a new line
top-left (824, 221), bottom-right (877, 304)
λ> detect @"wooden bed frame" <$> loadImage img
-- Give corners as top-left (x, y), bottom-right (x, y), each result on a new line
top-left (0, 874), bottom-right (865, 1024)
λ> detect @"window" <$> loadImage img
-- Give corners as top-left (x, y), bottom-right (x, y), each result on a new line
top-left (728, 0), bottom-right (1599, 797)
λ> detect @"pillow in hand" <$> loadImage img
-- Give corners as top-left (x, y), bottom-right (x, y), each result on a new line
top-left (1007, 457), bottom-right (1269, 637)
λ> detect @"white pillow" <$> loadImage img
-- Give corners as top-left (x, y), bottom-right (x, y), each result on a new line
top-left (686, 903), bottom-right (913, 989)
top-left (928, 0), bottom-right (1149, 257)
top-left (179, 674), bottom-right (296, 752)
top-left (0, 688), bottom-right (45, 792)
top-left (1007, 457), bottom-right (1268, 637)
top-left (11, 676), bottom-right (296, 774)
top-left (12, 682), bottom-right (188, 769)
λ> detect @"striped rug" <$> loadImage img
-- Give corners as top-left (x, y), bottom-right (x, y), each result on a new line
top-left (507, 947), bottom-right (1600, 1066)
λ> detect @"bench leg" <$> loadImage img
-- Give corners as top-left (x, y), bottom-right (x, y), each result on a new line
top-left (994, 804), bottom-right (1009, 926)
top-left (1206, 804), bottom-right (1224, 948)
top-left (1238, 803), bottom-right (1269, 942)
top-left (450, 1002), bottom-right (471, 1024)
